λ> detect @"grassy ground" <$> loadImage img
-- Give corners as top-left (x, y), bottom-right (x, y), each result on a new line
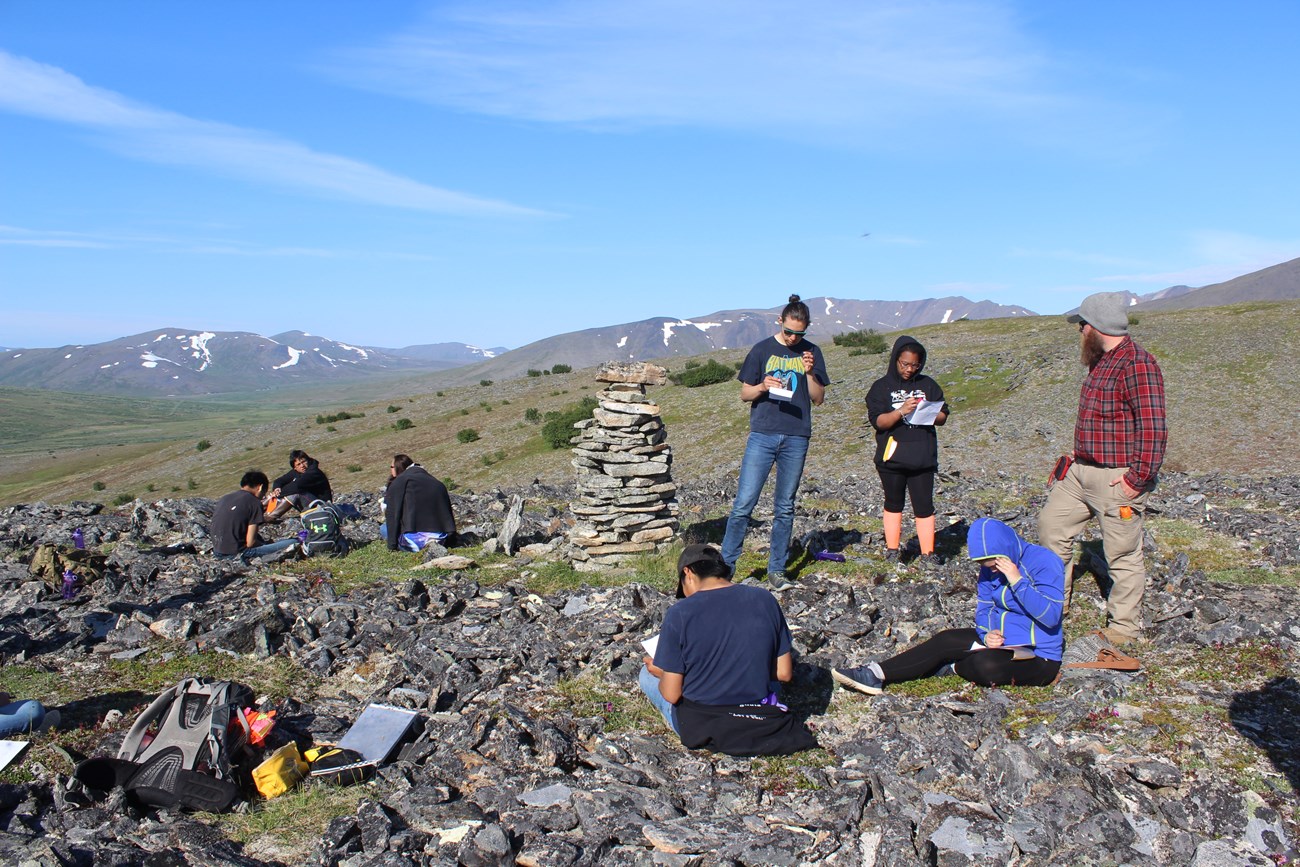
top-left (4, 300), bottom-right (1298, 505)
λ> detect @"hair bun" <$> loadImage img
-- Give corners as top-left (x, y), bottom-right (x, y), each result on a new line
top-left (788, 294), bottom-right (801, 304)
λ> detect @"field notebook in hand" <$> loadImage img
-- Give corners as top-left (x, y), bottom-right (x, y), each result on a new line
top-left (969, 641), bottom-right (1036, 660)
top-left (903, 400), bottom-right (944, 426)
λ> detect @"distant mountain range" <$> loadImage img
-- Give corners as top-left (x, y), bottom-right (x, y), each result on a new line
top-left (0, 329), bottom-right (499, 396)
top-left (3, 255), bottom-right (1296, 397)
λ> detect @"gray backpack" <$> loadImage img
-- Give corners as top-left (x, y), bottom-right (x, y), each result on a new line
top-left (75, 677), bottom-right (254, 812)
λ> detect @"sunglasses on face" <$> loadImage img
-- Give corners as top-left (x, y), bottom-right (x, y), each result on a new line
top-left (782, 327), bottom-right (807, 337)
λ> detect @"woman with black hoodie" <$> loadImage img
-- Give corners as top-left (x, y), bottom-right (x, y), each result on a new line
top-left (865, 335), bottom-right (949, 561)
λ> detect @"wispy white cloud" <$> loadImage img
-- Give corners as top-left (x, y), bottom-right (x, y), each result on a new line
top-left (332, 0), bottom-right (1124, 147)
top-left (1095, 230), bottom-right (1300, 287)
top-left (0, 51), bottom-right (552, 218)
top-left (1009, 247), bottom-right (1148, 268)
top-left (0, 224), bottom-right (437, 260)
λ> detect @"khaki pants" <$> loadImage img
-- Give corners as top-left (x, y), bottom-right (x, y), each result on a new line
top-left (1037, 461), bottom-right (1148, 638)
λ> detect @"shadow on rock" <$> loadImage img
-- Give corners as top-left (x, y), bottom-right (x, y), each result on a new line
top-left (1229, 676), bottom-right (1300, 795)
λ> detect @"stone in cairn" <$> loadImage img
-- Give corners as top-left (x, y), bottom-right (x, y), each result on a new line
top-left (568, 361), bottom-right (679, 570)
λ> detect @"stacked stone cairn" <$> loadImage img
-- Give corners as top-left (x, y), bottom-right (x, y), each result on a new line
top-left (567, 361), bottom-right (679, 570)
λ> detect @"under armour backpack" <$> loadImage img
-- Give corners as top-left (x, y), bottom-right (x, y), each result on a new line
top-left (75, 677), bottom-right (255, 812)
top-left (300, 500), bottom-right (349, 557)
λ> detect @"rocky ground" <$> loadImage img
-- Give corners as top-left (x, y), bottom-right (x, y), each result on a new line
top-left (0, 472), bottom-right (1296, 866)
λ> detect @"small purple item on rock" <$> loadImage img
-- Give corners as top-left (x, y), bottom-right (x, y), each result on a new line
top-left (297, 530), bottom-right (309, 543)
top-left (760, 692), bottom-right (788, 712)
top-left (61, 569), bottom-right (78, 600)
top-left (815, 550), bottom-right (845, 562)
top-left (72, 528), bottom-right (85, 549)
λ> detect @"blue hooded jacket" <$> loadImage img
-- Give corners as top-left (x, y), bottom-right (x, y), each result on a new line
top-left (968, 518), bottom-right (1066, 661)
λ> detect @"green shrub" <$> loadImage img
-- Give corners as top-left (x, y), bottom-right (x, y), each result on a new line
top-left (436, 391), bottom-right (444, 397)
top-left (460, 408), bottom-right (470, 416)
top-left (668, 359), bottom-right (735, 388)
top-left (171, 486), bottom-right (181, 492)
top-left (684, 360), bottom-right (700, 369)
top-left (92, 481), bottom-right (106, 492)
top-left (1128, 313), bottom-right (1140, 326)
top-left (479, 379), bottom-right (493, 387)
top-left (527, 369), bottom-right (542, 378)
top-left (346, 464), bottom-right (363, 473)
top-left (457, 428), bottom-right (480, 443)
top-left (187, 478), bottom-right (198, 490)
top-left (112, 493), bottom-right (135, 506)
top-left (146, 483), bottom-right (156, 492)
top-left (326, 425), bottom-right (337, 432)
top-left (386, 405), bottom-right (400, 413)
top-left (832, 329), bottom-right (887, 353)
top-left (541, 397), bottom-right (598, 449)
top-left (196, 439), bottom-right (212, 452)
top-left (550, 363), bottom-right (572, 374)
top-left (524, 407), bottom-right (541, 423)
top-left (392, 418), bottom-right (414, 431)
top-left (315, 410), bottom-right (364, 425)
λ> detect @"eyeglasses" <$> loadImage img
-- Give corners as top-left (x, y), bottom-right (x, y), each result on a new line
top-left (897, 361), bottom-right (921, 370)
top-left (1078, 321), bottom-right (1089, 333)
top-left (782, 327), bottom-right (807, 337)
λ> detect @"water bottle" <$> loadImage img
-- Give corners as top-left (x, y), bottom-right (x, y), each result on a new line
top-left (72, 528), bottom-right (85, 549)
top-left (61, 569), bottom-right (78, 600)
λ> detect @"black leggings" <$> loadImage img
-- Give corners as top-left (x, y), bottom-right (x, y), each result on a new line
top-left (878, 468), bottom-right (935, 518)
top-left (878, 628), bottom-right (1061, 687)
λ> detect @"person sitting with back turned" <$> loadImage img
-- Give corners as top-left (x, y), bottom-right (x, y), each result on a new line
top-left (639, 544), bottom-right (816, 756)
top-left (833, 518), bottom-right (1065, 696)
top-left (384, 455), bottom-right (457, 551)
top-left (265, 450), bottom-right (333, 522)
top-left (210, 471), bottom-right (300, 562)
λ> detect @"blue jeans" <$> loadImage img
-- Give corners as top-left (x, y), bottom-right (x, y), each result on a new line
top-left (721, 431), bottom-right (810, 576)
top-left (215, 538), bottom-right (298, 562)
top-left (0, 700), bottom-right (46, 737)
top-left (638, 666), bottom-right (679, 734)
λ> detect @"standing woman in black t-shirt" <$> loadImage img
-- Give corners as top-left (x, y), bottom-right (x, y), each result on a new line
top-left (865, 335), bottom-right (948, 562)
top-left (719, 295), bottom-right (830, 591)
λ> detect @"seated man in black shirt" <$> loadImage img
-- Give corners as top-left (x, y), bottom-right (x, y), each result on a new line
top-left (266, 450), bottom-right (333, 522)
top-left (210, 471), bottom-right (299, 562)
top-left (639, 544), bottom-right (815, 756)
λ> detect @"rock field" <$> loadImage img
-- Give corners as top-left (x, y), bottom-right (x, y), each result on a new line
top-left (0, 470), bottom-right (1296, 865)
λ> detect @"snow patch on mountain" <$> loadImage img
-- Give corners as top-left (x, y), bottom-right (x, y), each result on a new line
top-left (273, 347), bottom-right (303, 369)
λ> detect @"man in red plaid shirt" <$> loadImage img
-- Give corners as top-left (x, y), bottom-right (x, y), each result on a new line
top-left (1038, 292), bottom-right (1167, 645)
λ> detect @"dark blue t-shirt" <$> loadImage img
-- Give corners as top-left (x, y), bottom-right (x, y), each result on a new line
top-left (653, 584), bottom-right (793, 705)
top-left (738, 336), bottom-right (829, 438)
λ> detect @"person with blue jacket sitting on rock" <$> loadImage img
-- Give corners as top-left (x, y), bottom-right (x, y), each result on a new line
top-left (833, 517), bottom-right (1065, 694)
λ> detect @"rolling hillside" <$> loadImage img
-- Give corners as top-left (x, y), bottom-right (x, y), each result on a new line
top-left (2, 300), bottom-right (1296, 505)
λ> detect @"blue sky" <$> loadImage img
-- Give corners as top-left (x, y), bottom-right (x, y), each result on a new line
top-left (2, 1), bottom-right (1298, 351)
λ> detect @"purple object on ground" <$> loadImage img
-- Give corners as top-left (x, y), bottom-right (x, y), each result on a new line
top-left (61, 569), bottom-right (78, 600)
top-left (814, 550), bottom-right (845, 562)
top-left (72, 528), bottom-right (85, 549)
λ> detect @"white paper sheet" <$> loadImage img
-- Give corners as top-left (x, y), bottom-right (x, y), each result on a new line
top-left (642, 634), bottom-right (659, 658)
top-left (904, 400), bottom-right (944, 426)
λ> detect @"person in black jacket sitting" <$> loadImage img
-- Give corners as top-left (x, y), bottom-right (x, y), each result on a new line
top-left (384, 454), bottom-right (456, 551)
top-left (266, 450), bottom-right (333, 522)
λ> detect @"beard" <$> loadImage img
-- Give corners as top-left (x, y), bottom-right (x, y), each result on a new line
top-left (1080, 330), bottom-right (1106, 369)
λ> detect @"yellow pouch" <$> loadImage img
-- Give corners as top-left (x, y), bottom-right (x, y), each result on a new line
top-left (883, 436), bottom-right (898, 462)
top-left (252, 742), bottom-right (308, 799)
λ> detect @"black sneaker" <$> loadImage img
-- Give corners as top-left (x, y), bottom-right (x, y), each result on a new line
top-left (832, 665), bottom-right (884, 695)
top-left (767, 573), bottom-right (796, 592)
top-left (883, 549), bottom-right (901, 563)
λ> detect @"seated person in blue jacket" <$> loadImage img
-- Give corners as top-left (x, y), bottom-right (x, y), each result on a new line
top-left (834, 517), bottom-right (1065, 695)
top-left (639, 544), bottom-right (815, 756)
top-left (0, 691), bottom-right (58, 736)
top-left (210, 471), bottom-right (300, 562)
top-left (265, 450), bottom-right (333, 522)
top-left (384, 455), bottom-right (457, 551)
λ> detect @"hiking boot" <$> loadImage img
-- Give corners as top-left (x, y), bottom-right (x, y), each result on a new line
top-left (933, 663), bottom-right (957, 678)
top-left (918, 553), bottom-right (943, 568)
top-left (883, 549), bottom-right (901, 563)
top-left (767, 573), bottom-right (796, 592)
top-left (1100, 627), bottom-right (1139, 647)
top-left (832, 665), bottom-right (885, 696)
